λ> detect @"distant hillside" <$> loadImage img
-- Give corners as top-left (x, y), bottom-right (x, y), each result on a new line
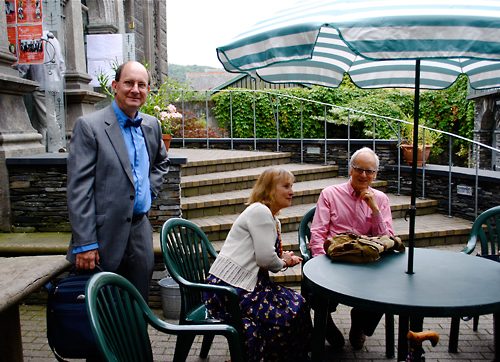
top-left (168, 64), bottom-right (219, 83)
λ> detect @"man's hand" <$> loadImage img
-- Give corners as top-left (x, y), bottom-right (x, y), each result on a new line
top-left (360, 189), bottom-right (380, 215)
top-left (75, 249), bottom-right (100, 270)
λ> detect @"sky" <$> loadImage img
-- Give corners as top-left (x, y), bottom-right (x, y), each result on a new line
top-left (166, 0), bottom-right (292, 69)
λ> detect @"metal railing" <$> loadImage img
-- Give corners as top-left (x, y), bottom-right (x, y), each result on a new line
top-left (166, 88), bottom-right (500, 219)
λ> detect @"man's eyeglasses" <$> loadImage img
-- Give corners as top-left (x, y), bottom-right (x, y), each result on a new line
top-left (120, 80), bottom-right (148, 90)
top-left (352, 165), bottom-right (377, 176)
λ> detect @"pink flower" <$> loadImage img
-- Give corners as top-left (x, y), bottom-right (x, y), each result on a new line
top-left (167, 104), bottom-right (177, 113)
top-left (154, 105), bottom-right (161, 112)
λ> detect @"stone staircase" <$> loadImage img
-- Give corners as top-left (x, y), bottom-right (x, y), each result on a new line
top-left (175, 148), bottom-right (474, 287)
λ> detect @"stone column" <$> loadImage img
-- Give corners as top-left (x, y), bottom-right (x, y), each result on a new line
top-left (0, 10), bottom-right (45, 231)
top-left (63, 0), bottom-right (105, 134)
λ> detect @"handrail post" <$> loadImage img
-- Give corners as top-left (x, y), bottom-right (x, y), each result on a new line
top-left (300, 100), bottom-right (304, 164)
top-left (276, 95), bottom-right (280, 152)
top-left (372, 117), bottom-right (376, 151)
top-left (230, 91), bottom-right (233, 150)
top-left (396, 121), bottom-right (401, 196)
top-left (420, 127), bottom-right (426, 199)
top-left (347, 110), bottom-right (351, 170)
top-left (205, 90), bottom-right (209, 149)
top-left (324, 105), bottom-right (327, 165)
top-left (253, 91), bottom-right (257, 151)
top-left (181, 90), bottom-right (185, 148)
top-left (475, 144), bottom-right (479, 219)
top-left (447, 135), bottom-right (453, 217)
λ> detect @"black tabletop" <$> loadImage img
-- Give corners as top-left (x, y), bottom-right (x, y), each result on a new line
top-left (303, 248), bottom-right (500, 318)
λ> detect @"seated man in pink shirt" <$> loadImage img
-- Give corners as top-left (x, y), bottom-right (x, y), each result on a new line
top-left (309, 147), bottom-right (395, 350)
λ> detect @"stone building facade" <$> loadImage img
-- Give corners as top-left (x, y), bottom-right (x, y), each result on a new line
top-left (0, 0), bottom-right (168, 231)
top-left (468, 89), bottom-right (500, 171)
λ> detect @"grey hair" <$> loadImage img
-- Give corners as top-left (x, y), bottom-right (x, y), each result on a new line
top-left (349, 147), bottom-right (379, 171)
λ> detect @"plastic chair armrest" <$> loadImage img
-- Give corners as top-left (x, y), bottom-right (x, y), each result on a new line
top-left (299, 236), bottom-right (311, 263)
top-left (462, 235), bottom-right (478, 254)
top-left (174, 276), bottom-right (244, 332)
top-left (146, 314), bottom-right (245, 362)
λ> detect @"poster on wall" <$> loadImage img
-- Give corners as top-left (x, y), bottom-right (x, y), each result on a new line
top-left (5, 0), bottom-right (16, 24)
top-left (7, 26), bottom-right (17, 58)
top-left (17, 24), bottom-right (43, 64)
top-left (15, 0), bottom-right (42, 25)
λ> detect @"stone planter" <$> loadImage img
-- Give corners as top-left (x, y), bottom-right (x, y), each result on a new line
top-left (401, 144), bottom-right (432, 166)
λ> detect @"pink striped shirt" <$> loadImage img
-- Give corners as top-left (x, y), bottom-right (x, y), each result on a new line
top-left (310, 180), bottom-right (394, 257)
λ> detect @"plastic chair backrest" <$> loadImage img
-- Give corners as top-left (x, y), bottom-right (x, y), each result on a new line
top-left (298, 206), bottom-right (316, 263)
top-left (85, 272), bottom-right (157, 362)
top-left (462, 205), bottom-right (500, 255)
top-left (160, 218), bottom-right (218, 320)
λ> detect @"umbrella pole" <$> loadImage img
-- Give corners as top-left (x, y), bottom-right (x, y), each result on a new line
top-left (407, 60), bottom-right (421, 275)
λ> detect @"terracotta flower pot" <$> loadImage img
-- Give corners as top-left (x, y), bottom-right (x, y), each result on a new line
top-left (401, 144), bottom-right (432, 166)
top-left (162, 134), bottom-right (172, 151)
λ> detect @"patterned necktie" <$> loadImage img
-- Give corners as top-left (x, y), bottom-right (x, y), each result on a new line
top-left (125, 118), bottom-right (143, 128)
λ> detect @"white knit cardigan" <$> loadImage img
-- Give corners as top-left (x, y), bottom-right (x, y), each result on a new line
top-left (209, 202), bottom-right (284, 291)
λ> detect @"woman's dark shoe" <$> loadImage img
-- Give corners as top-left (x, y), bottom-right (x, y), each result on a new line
top-left (326, 316), bottom-right (345, 350)
top-left (349, 308), bottom-right (366, 350)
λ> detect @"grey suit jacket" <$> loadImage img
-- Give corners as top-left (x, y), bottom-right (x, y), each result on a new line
top-left (66, 105), bottom-right (170, 270)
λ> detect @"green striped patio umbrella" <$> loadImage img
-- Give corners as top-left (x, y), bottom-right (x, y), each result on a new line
top-left (217, 0), bottom-right (500, 273)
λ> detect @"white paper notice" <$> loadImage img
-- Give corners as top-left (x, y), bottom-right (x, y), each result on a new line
top-left (87, 34), bottom-right (124, 87)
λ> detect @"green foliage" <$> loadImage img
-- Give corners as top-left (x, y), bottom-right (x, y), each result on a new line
top-left (419, 75), bottom-right (474, 157)
top-left (94, 57), bottom-right (121, 100)
top-left (211, 74), bottom-right (474, 163)
top-left (212, 88), bottom-right (327, 138)
top-left (399, 119), bottom-right (442, 148)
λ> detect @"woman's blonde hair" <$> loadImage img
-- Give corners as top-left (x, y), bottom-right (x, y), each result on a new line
top-left (248, 167), bottom-right (294, 206)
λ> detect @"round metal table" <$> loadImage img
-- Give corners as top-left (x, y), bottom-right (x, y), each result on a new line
top-left (303, 248), bottom-right (500, 361)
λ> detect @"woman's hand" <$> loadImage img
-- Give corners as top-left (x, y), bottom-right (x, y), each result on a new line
top-left (282, 251), bottom-right (302, 268)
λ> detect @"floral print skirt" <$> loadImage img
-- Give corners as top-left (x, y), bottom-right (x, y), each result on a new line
top-left (203, 271), bottom-right (312, 362)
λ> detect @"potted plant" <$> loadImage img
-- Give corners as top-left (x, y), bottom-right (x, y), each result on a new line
top-left (399, 120), bottom-right (441, 166)
top-left (155, 104), bottom-right (182, 151)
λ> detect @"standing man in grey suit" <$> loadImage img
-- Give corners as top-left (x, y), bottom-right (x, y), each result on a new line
top-left (66, 61), bottom-right (169, 302)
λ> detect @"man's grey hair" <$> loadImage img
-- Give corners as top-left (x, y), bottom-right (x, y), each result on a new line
top-left (349, 147), bottom-right (380, 170)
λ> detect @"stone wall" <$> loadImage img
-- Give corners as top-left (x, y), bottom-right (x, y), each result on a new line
top-left (7, 154), bottom-right (184, 232)
top-left (171, 138), bottom-right (400, 177)
top-left (170, 138), bottom-right (500, 221)
top-left (9, 163), bottom-right (69, 233)
top-left (384, 165), bottom-right (500, 222)
top-left (6, 139), bottom-right (500, 231)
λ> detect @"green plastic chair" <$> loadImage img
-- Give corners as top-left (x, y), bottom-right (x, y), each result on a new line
top-left (85, 272), bottom-right (244, 362)
top-left (298, 206), bottom-right (396, 358)
top-left (449, 205), bottom-right (500, 352)
top-left (160, 218), bottom-right (246, 362)
top-left (298, 206), bottom-right (316, 299)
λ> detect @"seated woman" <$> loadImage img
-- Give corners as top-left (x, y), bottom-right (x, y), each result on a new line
top-left (203, 167), bottom-right (312, 362)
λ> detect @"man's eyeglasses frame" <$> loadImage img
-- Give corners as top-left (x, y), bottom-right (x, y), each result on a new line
top-left (351, 165), bottom-right (378, 176)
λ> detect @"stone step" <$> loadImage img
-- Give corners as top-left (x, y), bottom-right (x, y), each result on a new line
top-left (190, 195), bottom-right (439, 241)
top-left (182, 177), bottom-right (391, 219)
top-left (181, 163), bottom-right (339, 197)
top-left (178, 149), bottom-right (292, 176)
